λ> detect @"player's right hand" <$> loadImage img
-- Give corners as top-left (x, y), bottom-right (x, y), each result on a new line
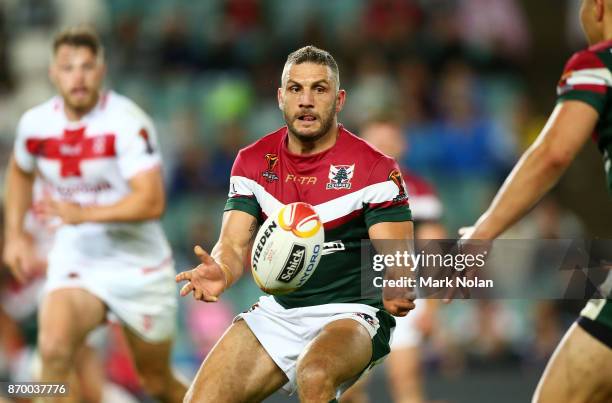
top-left (2, 235), bottom-right (42, 284)
top-left (175, 245), bottom-right (227, 302)
top-left (383, 296), bottom-right (416, 317)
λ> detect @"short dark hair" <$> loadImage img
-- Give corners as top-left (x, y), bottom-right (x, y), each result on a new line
top-left (53, 26), bottom-right (103, 58)
top-left (282, 45), bottom-right (340, 88)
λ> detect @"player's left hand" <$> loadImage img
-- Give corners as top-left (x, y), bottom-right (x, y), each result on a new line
top-left (39, 197), bottom-right (87, 225)
top-left (382, 265), bottom-right (417, 317)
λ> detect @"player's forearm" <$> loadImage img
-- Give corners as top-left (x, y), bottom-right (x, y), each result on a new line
top-left (85, 192), bottom-right (165, 223)
top-left (473, 142), bottom-right (571, 239)
top-left (210, 239), bottom-right (246, 287)
top-left (4, 158), bottom-right (34, 240)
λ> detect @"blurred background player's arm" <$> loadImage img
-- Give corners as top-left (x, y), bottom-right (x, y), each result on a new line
top-left (2, 156), bottom-right (35, 283)
top-left (469, 100), bottom-right (598, 239)
top-left (177, 210), bottom-right (257, 302)
top-left (41, 167), bottom-right (166, 224)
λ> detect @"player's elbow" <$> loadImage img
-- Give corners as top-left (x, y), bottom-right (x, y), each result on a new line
top-left (544, 149), bottom-right (573, 170)
top-left (142, 195), bottom-right (165, 220)
top-left (150, 198), bottom-right (165, 219)
top-left (537, 142), bottom-right (574, 171)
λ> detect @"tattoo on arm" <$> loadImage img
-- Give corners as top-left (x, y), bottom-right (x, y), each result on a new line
top-left (248, 221), bottom-right (258, 241)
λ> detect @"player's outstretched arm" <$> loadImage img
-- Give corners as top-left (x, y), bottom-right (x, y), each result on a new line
top-left (369, 220), bottom-right (416, 317)
top-left (469, 100), bottom-right (598, 240)
top-left (2, 156), bottom-right (35, 283)
top-left (176, 210), bottom-right (258, 302)
top-left (41, 166), bottom-right (165, 224)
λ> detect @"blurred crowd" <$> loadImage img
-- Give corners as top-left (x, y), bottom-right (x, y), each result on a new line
top-left (0, 0), bottom-right (607, 401)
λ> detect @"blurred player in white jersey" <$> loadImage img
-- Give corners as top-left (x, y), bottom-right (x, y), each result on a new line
top-left (1, 179), bottom-right (139, 403)
top-left (343, 118), bottom-right (446, 403)
top-left (2, 27), bottom-right (187, 402)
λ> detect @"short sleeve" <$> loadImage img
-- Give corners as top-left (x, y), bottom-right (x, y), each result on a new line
top-left (557, 50), bottom-right (611, 115)
top-left (224, 149), bottom-right (262, 220)
top-left (13, 113), bottom-right (36, 173)
top-left (115, 116), bottom-right (162, 179)
top-left (363, 156), bottom-right (412, 228)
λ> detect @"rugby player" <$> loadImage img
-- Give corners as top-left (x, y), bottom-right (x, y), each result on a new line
top-left (458, 1), bottom-right (612, 401)
top-left (177, 46), bottom-right (415, 403)
top-left (2, 27), bottom-right (187, 402)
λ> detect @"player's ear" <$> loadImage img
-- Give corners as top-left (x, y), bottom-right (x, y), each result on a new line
top-left (277, 87), bottom-right (283, 110)
top-left (335, 89), bottom-right (346, 113)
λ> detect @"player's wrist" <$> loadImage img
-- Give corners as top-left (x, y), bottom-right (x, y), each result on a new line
top-left (471, 216), bottom-right (499, 240)
top-left (218, 262), bottom-right (235, 290)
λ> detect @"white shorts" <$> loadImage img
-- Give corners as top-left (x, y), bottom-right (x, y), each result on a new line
top-left (44, 257), bottom-right (178, 343)
top-left (236, 295), bottom-right (394, 396)
top-left (390, 300), bottom-right (425, 349)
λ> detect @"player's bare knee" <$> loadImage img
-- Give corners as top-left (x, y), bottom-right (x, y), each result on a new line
top-left (297, 358), bottom-right (336, 397)
top-left (38, 333), bottom-right (74, 369)
top-left (138, 370), bottom-right (169, 400)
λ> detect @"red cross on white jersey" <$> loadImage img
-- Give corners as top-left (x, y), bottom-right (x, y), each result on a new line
top-left (26, 126), bottom-right (116, 177)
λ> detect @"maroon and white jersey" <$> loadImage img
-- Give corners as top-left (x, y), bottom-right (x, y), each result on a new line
top-left (226, 125), bottom-right (412, 308)
top-left (13, 91), bottom-right (171, 269)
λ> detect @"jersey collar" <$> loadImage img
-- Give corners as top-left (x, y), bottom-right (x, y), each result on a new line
top-left (282, 124), bottom-right (346, 163)
top-left (588, 38), bottom-right (612, 52)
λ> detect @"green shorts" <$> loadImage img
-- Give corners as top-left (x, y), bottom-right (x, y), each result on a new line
top-left (578, 299), bottom-right (612, 349)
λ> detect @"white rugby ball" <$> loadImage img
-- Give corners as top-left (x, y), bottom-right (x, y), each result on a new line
top-left (251, 202), bottom-right (324, 295)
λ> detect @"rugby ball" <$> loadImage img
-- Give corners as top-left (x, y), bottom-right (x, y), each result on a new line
top-left (251, 202), bottom-right (324, 295)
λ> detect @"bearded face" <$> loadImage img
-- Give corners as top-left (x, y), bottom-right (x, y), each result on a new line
top-left (279, 63), bottom-right (342, 143)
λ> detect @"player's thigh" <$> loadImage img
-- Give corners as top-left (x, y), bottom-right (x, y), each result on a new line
top-left (38, 288), bottom-right (106, 355)
top-left (185, 319), bottom-right (288, 403)
top-left (533, 323), bottom-right (612, 403)
top-left (297, 319), bottom-right (373, 388)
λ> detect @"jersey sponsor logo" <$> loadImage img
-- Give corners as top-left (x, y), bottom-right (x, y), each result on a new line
top-left (388, 169), bottom-right (408, 202)
top-left (326, 164), bottom-right (354, 190)
top-left (277, 243), bottom-right (306, 283)
top-left (263, 153), bottom-right (279, 182)
top-left (252, 220), bottom-right (278, 270)
top-left (285, 173), bottom-right (317, 185)
top-left (322, 240), bottom-right (345, 255)
top-left (54, 181), bottom-right (113, 197)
